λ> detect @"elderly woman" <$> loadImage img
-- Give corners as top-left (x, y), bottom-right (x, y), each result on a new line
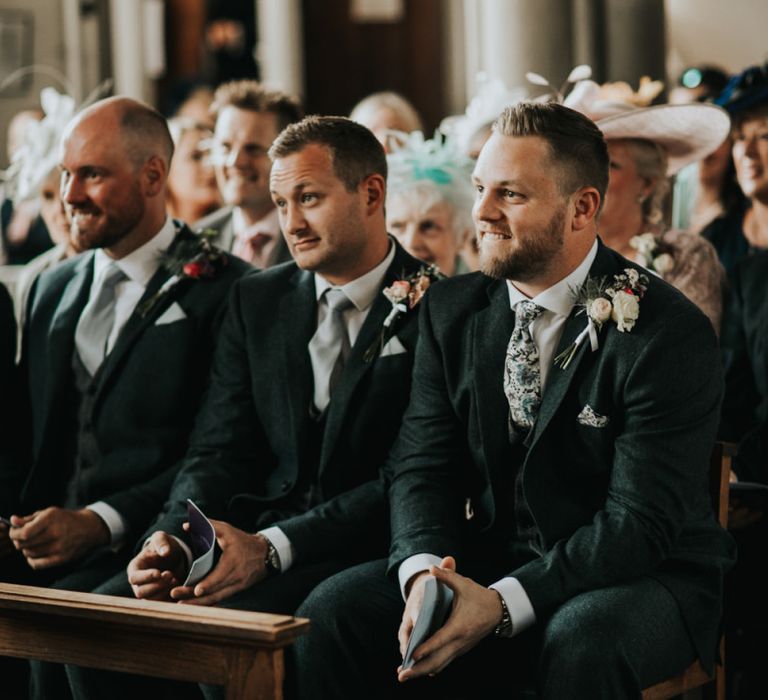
top-left (565, 79), bottom-right (731, 332)
top-left (702, 62), bottom-right (768, 275)
top-left (166, 117), bottom-right (221, 224)
top-left (385, 132), bottom-right (475, 276)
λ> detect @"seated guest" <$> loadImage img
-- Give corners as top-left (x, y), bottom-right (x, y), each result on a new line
top-left (165, 117), bottom-right (221, 224)
top-left (386, 131), bottom-right (475, 276)
top-left (67, 116), bottom-right (437, 700)
top-left (702, 61), bottom-right (768, 276)
top-left (292, 102), bottom-right (735, 699)
top-left (1, 107), bottom-right (54, 265)
top-left (350, 90), bottom-right (423, 152)
top-left (196, 80), bottom-right (303, 267)
top-left (6, 88), bottom-right (83, 329)
top-left (1, 95), bottom-right (249, 592)
top-left (0, 281), bottom-right (18, 527)
top-left (566, 77), bottom-right (730, 332)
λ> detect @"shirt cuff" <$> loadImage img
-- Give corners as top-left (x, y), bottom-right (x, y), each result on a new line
top-left (86, 501), bottom-right (126, 548)
top-left (489, 577), bottom-right (536, 637)
top-left (258, 526), bottom-right (294, 572)
top-left (398, 553), bottom-right (442, 600)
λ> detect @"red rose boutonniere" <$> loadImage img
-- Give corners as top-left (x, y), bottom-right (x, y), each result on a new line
top-left (363, 264), bottom-right (442, 363)
top-left (138, 229), bottom-right (225, 317)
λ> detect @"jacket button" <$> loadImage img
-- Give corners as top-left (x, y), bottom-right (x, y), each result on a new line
top-left (281, 480), bottom-right (291, 492)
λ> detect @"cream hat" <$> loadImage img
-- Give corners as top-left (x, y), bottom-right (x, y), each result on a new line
top-left (564, 79), bottom-right (731, 175)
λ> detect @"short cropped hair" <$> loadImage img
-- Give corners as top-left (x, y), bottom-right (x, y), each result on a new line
top-left (120, 102), bottom-right (174, 168)
top-left (350, 91), bottom-right (423, 133)
top-left (269, 115), bottom-right (387, 192)
top-left (493, 102), bottom-right (609, 211)
top-left (211, 80), bottom-right (303, 132)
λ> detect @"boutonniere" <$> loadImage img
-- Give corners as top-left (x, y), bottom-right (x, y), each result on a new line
top-left (138, 229), bottom-right (226, 318)
top-left (554, 267), bottom-right (649, 369)
top-left (363, 264), bottom-right (442, 363)
top-left (629, 232), bottom-right (675, 275)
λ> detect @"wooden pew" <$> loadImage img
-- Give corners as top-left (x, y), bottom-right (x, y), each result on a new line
top-left (0, 582), bottom-right (309, 700)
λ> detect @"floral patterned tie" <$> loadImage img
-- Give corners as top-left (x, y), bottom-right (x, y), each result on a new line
top-left (504, 300), bottom-right (544, 432)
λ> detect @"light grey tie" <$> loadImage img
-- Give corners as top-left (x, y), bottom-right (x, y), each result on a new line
top-left (309, 288), bottom-right (354, 413)
top-left (75, 262), bottom-right (126, 375)
top-left (503, 300), bottom-right (545, 433)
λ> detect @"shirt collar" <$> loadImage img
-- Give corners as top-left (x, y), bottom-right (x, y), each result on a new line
top-left (233, 207), bottom-right (281, 240)
top-left (506, 239), bottom-right (598, 316)
top-left (93, 217), bottom-right (176, 286)
top-left (315, 240), bottom-right (396, 311)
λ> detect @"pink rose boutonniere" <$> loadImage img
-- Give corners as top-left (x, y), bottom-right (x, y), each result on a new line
top-left (555, 267), bottom-right (649, 369)
top-left (138, 229), bottom-right (225, 317)
top-left (364, 264), bottom-right (442, 362)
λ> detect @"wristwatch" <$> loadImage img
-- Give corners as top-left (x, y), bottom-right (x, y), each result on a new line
top-left (493, 590), bottom-right (513, 638)
top-left (263, 537), bottom-right (282, 576)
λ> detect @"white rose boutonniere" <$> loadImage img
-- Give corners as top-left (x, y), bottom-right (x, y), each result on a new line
top-left (555, 267), bottom-right (649, 369)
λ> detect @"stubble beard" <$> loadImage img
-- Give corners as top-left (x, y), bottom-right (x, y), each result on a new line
top-left (479, 205), bottom-right (566, 282)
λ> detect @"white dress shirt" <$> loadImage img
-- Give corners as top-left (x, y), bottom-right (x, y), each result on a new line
top-left (86, 217), bottom-right (177, 546)
top-left (398, 240), bottom-right (598, 637)
top-left (258, 241), bottom-right (397, 571)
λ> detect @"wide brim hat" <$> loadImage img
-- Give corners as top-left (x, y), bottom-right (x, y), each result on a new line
top-left (565, 80), bottom-right (731, 175)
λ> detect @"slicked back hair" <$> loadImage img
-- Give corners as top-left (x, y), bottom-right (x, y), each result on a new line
top-left (211, 80), bottom-right (303, 132)
top-left (493, 102), bottom-right (609, 212)
top-left (269, 115), bottom-right (387, 192)
top-left (119, 102), bottom-right (174, 169)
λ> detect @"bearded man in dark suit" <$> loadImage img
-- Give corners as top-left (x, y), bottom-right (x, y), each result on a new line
top-left (293, 102), bottom-right (736, 700)
top-left (67, 116), bottom-right (433, 700)
top-left (1, 96), bottom-right (249, 592)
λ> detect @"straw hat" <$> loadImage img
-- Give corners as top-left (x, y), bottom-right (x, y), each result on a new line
top-left (565, 79), bottom-right (731, 175)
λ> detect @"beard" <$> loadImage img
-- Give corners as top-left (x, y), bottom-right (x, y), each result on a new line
top-left (479, 204), bottom-right (566, 282)
top-left (68, 189), bottom-right (145, 252)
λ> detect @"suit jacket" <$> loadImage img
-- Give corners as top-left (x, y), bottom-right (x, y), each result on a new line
top-left (151, 241), bottom-right (428, 566)
top-left (194, 205), bottom-right (292, 267)
top-left (0, 282), bottom-right (22, 511)
top-left (14, 225), bottom-right (251, 538)
top-left (720, 249), bottom-right (768, 482)
top-left (387, 240), bottom-right (735, 671)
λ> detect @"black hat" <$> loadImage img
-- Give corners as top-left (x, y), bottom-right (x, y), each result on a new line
top-left (715, 62), bottom-right (768, 114)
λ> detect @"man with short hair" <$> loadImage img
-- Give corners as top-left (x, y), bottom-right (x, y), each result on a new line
top-left (68, 115), bottom-right (434, 700)
top-left (2, 96), bottom-right (249, 590)
top-left (196, 79), bottom-right (303, 267)
top-left (293, 102), bottom-right (735, 699)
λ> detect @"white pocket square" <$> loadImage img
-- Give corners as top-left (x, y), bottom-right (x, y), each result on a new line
top-left (577, 404), bottom-right (609, 428)
top-left (380, 335), bottom-right (407, 357)
top-left (154, 302), bottom-right (187, 325)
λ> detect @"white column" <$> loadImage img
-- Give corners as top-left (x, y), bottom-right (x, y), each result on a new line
top-left (255, 0), bottom-right (304, 98)
top-left (61, 0), bottom-right (84, 102)
top-left (108, 0), bottom-right (153, 101)
top-left (476, 0), bottom-right (572, 91)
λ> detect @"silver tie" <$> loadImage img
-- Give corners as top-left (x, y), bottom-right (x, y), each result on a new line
top-left (309, 288), bottom-right (354, 413)
top-left (75, 262), bottom-right (126, 375)
top-left (503, 300), bottom-right (544, 432)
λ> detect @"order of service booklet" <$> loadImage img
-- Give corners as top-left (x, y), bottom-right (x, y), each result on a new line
top-left (401, 577), bottom-right (454, 671)
top-left (183, 499), bottom-right (217, 587)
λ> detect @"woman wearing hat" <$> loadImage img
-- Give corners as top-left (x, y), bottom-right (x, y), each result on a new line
top-left (703, 62), bottom-right (768, 275)
top-left (385, 131), bottom-right (475, 277)
top-left (566, 79), bottom-right (731, 332)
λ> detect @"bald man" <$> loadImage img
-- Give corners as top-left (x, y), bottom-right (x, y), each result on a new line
top-left (2, 97), bottom-right (250, 595)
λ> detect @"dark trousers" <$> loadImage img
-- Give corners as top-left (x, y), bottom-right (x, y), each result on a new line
top-left (65, 559), bottom-right (354, 700)
top-left (291, 559), bottom-right (698, 700)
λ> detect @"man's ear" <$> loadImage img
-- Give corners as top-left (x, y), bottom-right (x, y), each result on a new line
top-left (362, 173), bottom-right (386, 215)
top-left (142, 155), bottom-right (167, 197)
top-left (571, 187), bottom-right (601, 231)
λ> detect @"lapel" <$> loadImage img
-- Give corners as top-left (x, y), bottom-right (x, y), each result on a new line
top-left (92, 226), bottom-right (191, 408)
top-left (319, 242), bottom-right (420, 471)
top-left (528, 240), bottom-right (619, 450)
top-left (473, 278), bottom-right (516, 480)
top-left (42, 253), bottom-right (94, 434)
top-left (275, 266), bottom-right (317, 462)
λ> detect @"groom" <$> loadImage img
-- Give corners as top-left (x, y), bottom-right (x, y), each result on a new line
top-left (293, 101), bottom-right (736, 699)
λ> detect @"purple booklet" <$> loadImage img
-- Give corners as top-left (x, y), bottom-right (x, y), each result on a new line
top-left (183, 499), bottom-right (216, 587)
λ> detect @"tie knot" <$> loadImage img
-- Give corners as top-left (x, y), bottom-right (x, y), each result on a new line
top-left (100, 262), bottom-right (125, 289)
top-left (325, 288), bottom-right (353, 314)
top-left (515, 300), bottom-right (542, 324)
